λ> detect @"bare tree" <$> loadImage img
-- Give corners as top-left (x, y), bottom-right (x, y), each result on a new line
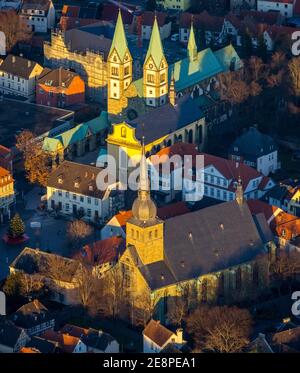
top-left (0, 10), bottom-right (32, 52)
top-left (186, 305), bottom-right (252, 353)
top-left (73, 262), bottom-right (96, 312)
top-left (167, 297), bottom-right (186, 327)
top-left (21, 273), bottom-right (44, 297)
top-left (287, 58), bottom-right (300, 97)
top-left (67, 220), bottom-right (93, 249)
top-left (270, 251), bottom-right (300, 295)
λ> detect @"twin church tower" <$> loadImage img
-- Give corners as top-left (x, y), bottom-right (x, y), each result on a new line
top-left (107, 10), bottom-right (196, 116)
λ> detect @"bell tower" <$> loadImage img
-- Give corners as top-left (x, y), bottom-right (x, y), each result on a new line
top-left (143, 17), bottom-right (168, 108)
top-left (107, 10), bottom-right (132, 116)
top-left (126, 137), bottom-right (164, 265)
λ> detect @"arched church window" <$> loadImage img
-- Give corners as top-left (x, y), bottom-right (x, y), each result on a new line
top-left (121, 127), bottom-right (127, 138)
top-left (149, 231), bottom-right (152, 239)
top-left (147, 74), bottom-right (155, 83)
top-left (155, 229), bottom-right (158, 238)
top-left (111, 67), bottom-right (119, 76)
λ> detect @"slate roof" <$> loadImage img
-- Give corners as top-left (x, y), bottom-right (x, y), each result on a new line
top-left (27, 336), bottom-right (58, 353)
top-left (0, 320), bottom-right (25, 348)
top-left (0, 54), bottom-right (41, 79)
top-left (138, 200), bottom-right (267, 290)
top-left (130, 94), bottom-right (204, 143)
top-left (229, 127), bottom-right (277, 162)
top-left (47, 160), bottom-right (107, 198)
top-left (143, 320), bottom-right (173, 347)
top-left (12, 300), bottom-right (54, 330)
top-left (60, 324), bottom-right (116, 351)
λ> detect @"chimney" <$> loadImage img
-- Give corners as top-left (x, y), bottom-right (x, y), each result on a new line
top-left (12, 56), bottom-right (16, 63)
top-left (176, 328), bottom-right (183, 344)
top-left (28, 60), bottom-right (31, 68)
top-left (236, 176), bottom-right (244, 206)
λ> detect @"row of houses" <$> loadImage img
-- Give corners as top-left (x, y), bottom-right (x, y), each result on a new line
top-left (179, 10), bottom-right (300, 52)
top-left (0, 299), bottom-right (119, 353)
top-left (0, 54), bottom-right (86, 107)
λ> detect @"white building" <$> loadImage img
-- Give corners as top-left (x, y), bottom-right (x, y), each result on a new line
top-left (46, 160), bottom-right (124, 223)
top-left (257, 0), bottom-right (295, 18)
top-left (229, 127), bottom-right (280, 176)
top-left (157, 0), bottom-right (192, 11)
top-left (20, 0), bottom-right (55, 33)
top-left (148, 143), bottom-right (275, 204)
top-left (0, 54), bottom-right (43, 100)
top-left (143, 319), bottom-right (186, 353)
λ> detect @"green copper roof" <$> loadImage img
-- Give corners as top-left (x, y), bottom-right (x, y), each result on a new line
top-left (109, 10), bottom-right (128, 61)
top-left (85, 111), bottom-right (110, 134)
top-left (168, 44), bottom-right (242, 92)
top-left (144, 17), bottom-right (165, 69)
top-left (187, 24), bottom-right (197, 60)
top-left (42, 137), bottom-right (62, 153)
top-left (214, 44), bottom-right (243, 72)
top-left (43, 112), bottom-right (110, 152)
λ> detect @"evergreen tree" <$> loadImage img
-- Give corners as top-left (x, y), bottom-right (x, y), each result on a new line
top-left (8, 213), bottom-right (25, 238)
top-left (257, 34), bottom-right (268, 62)
top-left (241, 29), bottom-right (253, 58)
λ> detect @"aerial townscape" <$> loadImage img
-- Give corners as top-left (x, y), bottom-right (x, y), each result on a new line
top-left (0, 0), bottom-right (299, 359)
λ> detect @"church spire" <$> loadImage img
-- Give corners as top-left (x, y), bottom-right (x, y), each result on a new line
top-left (145, 16), bottom-right (165, 68)
top-left (188, 21), bottom-right (198, 61)
top-left (236, 176), bottom-right (244, 206)
top-left (131, 137), bottom-right (157, 222)
top-left (109, 9), bottom-right (128, 61)
top-left (139, 136), bottom-right (149, 192)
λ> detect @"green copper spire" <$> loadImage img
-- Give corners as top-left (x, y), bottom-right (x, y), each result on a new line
top-left (109, 10), bottom-right (128, 61)
top-left (188, 23), bottom-right (198, 61)
top-left (145, 16), bottom-right (165, 69)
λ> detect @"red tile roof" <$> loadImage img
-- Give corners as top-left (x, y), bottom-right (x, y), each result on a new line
top-left (143, 319), bottom-right (174, 347)
top-left (62, 5), bottom-right (80, 17)
top-left (142, 11), bottom-right (168, 27)
top-left (247, 199), bottom-right (300, 240)
top-left (41, 330), bottom-right (79, 353)
top-left (76, 236), bottom-right (125, 266)
top-left (152, 142), bottom-right (270, 191)
top-left (180, 11), bottom-right (224, 32)
top-left (113, 202), bottom-right (190, 228)
top-left (101, 4), bottom-right (133, 24)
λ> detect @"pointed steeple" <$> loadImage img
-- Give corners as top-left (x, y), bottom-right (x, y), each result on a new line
top-left (139, 136), bottom-right (149, 192)
top-left (236, 176), bottom-right (244, 206)
top-left (132, 136), bottom-right (157, 222)
top-left (145, 16), bottom-right (165, 68)
top-left (109, 9), bottom-right (128, 61)
top-left (169, 71), bottom-right (176, 106)
top-left (188, 22), bottom-right (198, 61)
